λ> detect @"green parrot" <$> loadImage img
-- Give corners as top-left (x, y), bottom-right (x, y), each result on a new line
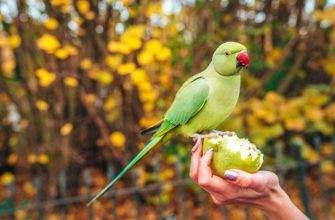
top-left (87, 41), bottom-right (249, 206)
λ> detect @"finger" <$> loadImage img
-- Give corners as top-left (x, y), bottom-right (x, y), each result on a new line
top-left (198, 149), bottom-right (230, 193)
top-left (223, 170), bottom-right (279, 192)
top-left (189, 138), bottom-right (203, 182)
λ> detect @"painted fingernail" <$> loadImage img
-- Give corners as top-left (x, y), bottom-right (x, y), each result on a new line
top-left (224, 170), bottom-right (238, 181)
top-left (204, 148), bottom-right (213, 156)
top-left (191, 139), bottom-right (200, 153)
top-left (193, 137), bottom-right (197, 143)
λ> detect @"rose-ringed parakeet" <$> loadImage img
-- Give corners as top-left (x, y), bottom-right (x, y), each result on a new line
top-left (87, 41), bottom-right (249, 206)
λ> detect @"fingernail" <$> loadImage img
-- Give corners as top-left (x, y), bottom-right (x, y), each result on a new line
top-left (193, 138), bottom-right (197, 143)
top-left (224, 170), bottom-right (238, 181)
top-left (204, 148), bottom-right (213, 156)
top-left (191, 139), bottom-right (200, 153)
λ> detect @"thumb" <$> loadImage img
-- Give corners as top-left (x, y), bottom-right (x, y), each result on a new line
top-left (223, 169), bottom-right (277, 192)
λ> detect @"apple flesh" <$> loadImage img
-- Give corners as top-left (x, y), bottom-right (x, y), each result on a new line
top-left (202, 134), bottom-right (264, 177)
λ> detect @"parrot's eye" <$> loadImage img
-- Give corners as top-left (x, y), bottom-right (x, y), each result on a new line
top-left (224, 51), bottom-right (231, 56)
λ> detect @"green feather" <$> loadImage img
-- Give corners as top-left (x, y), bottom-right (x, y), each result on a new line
top-left (87, 135), bottom-right (166, 206)
top-left (165, 76), bottom-right (209, 125)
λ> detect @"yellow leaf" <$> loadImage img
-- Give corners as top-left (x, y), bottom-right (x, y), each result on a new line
top-left (143, 102), bottom-right (154, 112)
top-left (15, 210), bottom-right (27, 219)
top-left (60, 123), bottom-right (73, 136)
top-left (80, 58), bottom-right (92, 70)
top-left (103, 96), bottom-right (116, 112)
top-left (77, 0), bottom-right (90, 13)
top-left (159, 73), bottom-right (171, 86)
top-left (55, 48), bottom-right (69, 59)
top-left (63, 44), bottom-right (78, 56)
top-left (321, 160), bottom-right (335, 173)
top-left (7, 154), bottom-right (18, 165)
top-left (38, 154), bottom-right (49, 164)
top-left (96, 138), bottom-right (105, 147)
top-left (156, 47), bottom-right (171, 61)
top-left (105, 55), bottom-right (122, 70)
top-left (97, 71), bottom-right (113, 84)
top-left (43, 18), bottom-right (59, 30)
top-left (322, 57), bottom-right (335, 76)
top-left (138, 81), bottom-right (152, 92)
top-left (88, 68), bottom-right (99, 79)
top-left (117, 62), bottom-right (136, 75)
top-left (84, 93), bottom-right (96, 103)
top-left (145, 3), bottom-right (162, 17)
top-left (121, 0), bottom-right (131, 6)
top-left (60, 4), bottom-right (71, 13)
top-left (9, 136), bottom-right (18, 147)
top-left (139, 116), bottom-right (160, 128)
top-left (124, 25), bottom-right (145, 38)
top-left (75, 17), bottom-right (84, 26)
top-left (152, 28), bottom-right (162, 38)
top-left (284, 117), bottom-right (306, 131)
top-left (325, 103), bottom-right (335, 121)
top-left (303, 107), bottom-right (324, 121)
top-left (8, 35), bottom-right (21, 48)
top-left (110, 131), bottom-right (126, 148)
top-left (121, 34), bottom-right (142, 50)
top-left (145, 39), bottom-right (162, 54)
top-left (265, 91), bottom-right (283, 104)
top-left (64, 77), bottom-right (79, 87)
top-left (2, 60), bottom-right (16, 77)
top-left (266, 48), bottom-right (281, 66)
top-left (23, 182), bottom-right (36, 197)
top-left (35, 100), bottom-right (49, 111)
top-left (137, 50), bottom-right (154, 65)
top-left (1, 172), bottom-right (14, 185)
top-left (85, 11), bottom-right (95, 20)
top-left (301, 143), bottom-right (320, 163)
top-left (140, 91), bottom-right (156, 102)
top-left (50, 0), bottom-right (72, 6)
top-left (159, 169), bottom-right (174, 181)
top-left (27, 154), bottom-right (37, 164)
top-left (36, 34), bottom-right (60, 53)
top-left (130, 68), bottom-right (148, 85)
top-left (0, 93), bottom-right (10, 103)
top-left (35, 68), bottom-right (56, 87)
top-left (107, 41), bottom-right (131, 54)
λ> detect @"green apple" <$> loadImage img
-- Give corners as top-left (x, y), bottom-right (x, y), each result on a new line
top-left (202, 134), bottom-right (263, 177)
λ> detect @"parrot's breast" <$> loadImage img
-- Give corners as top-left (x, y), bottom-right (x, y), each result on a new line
top-left (179, 73), bottom-right (241, 136)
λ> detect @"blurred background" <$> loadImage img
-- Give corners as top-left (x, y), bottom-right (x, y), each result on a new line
top-left (0, 0), bottom-right (334, 219)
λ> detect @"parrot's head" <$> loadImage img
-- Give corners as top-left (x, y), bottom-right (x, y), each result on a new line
top-left (212, 42), bottom-right (249, 76)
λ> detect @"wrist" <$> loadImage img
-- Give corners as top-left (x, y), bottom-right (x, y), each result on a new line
top-left (259, 186), bottom-right (309, 220)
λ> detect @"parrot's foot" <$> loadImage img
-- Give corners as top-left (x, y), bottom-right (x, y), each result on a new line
top-left (212, 130), bottom-right (237, 136)
top-left (191, 133), bottom-right (205, 140)
top-left (191, 131), bottom-right (236, 139)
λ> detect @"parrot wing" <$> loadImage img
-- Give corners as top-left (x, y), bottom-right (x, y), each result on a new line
top-left (154, 76), bottom-right (209, 137)
top-left (87, 76), bottom-right (209, 206)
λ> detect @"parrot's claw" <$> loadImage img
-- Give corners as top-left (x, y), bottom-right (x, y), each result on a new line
top-left (191, 131), bottom-right (236, 139)
top-left (212, 130), bottom-right (236, 136)
top-left (191, 133), bottom-right (204, 140)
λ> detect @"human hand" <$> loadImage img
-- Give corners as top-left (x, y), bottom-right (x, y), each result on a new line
top-left (189, 138), bottom-right (309, 220)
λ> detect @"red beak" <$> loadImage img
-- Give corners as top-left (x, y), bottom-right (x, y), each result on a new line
top-left (236, 51), bottom-right (249, 67)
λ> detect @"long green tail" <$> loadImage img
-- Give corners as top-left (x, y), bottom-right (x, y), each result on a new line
top-left (87, 135), bottom-right (165, 206)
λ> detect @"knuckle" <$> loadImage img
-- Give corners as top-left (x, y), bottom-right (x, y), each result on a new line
top-left (200, 156), bottom-right (208, 164)
top-left (189, 171), bottom-right (198, 182)
top-left (198, 178), bottom-right (210, 187)
top-left (238, 176), bottom-right (252, 188)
